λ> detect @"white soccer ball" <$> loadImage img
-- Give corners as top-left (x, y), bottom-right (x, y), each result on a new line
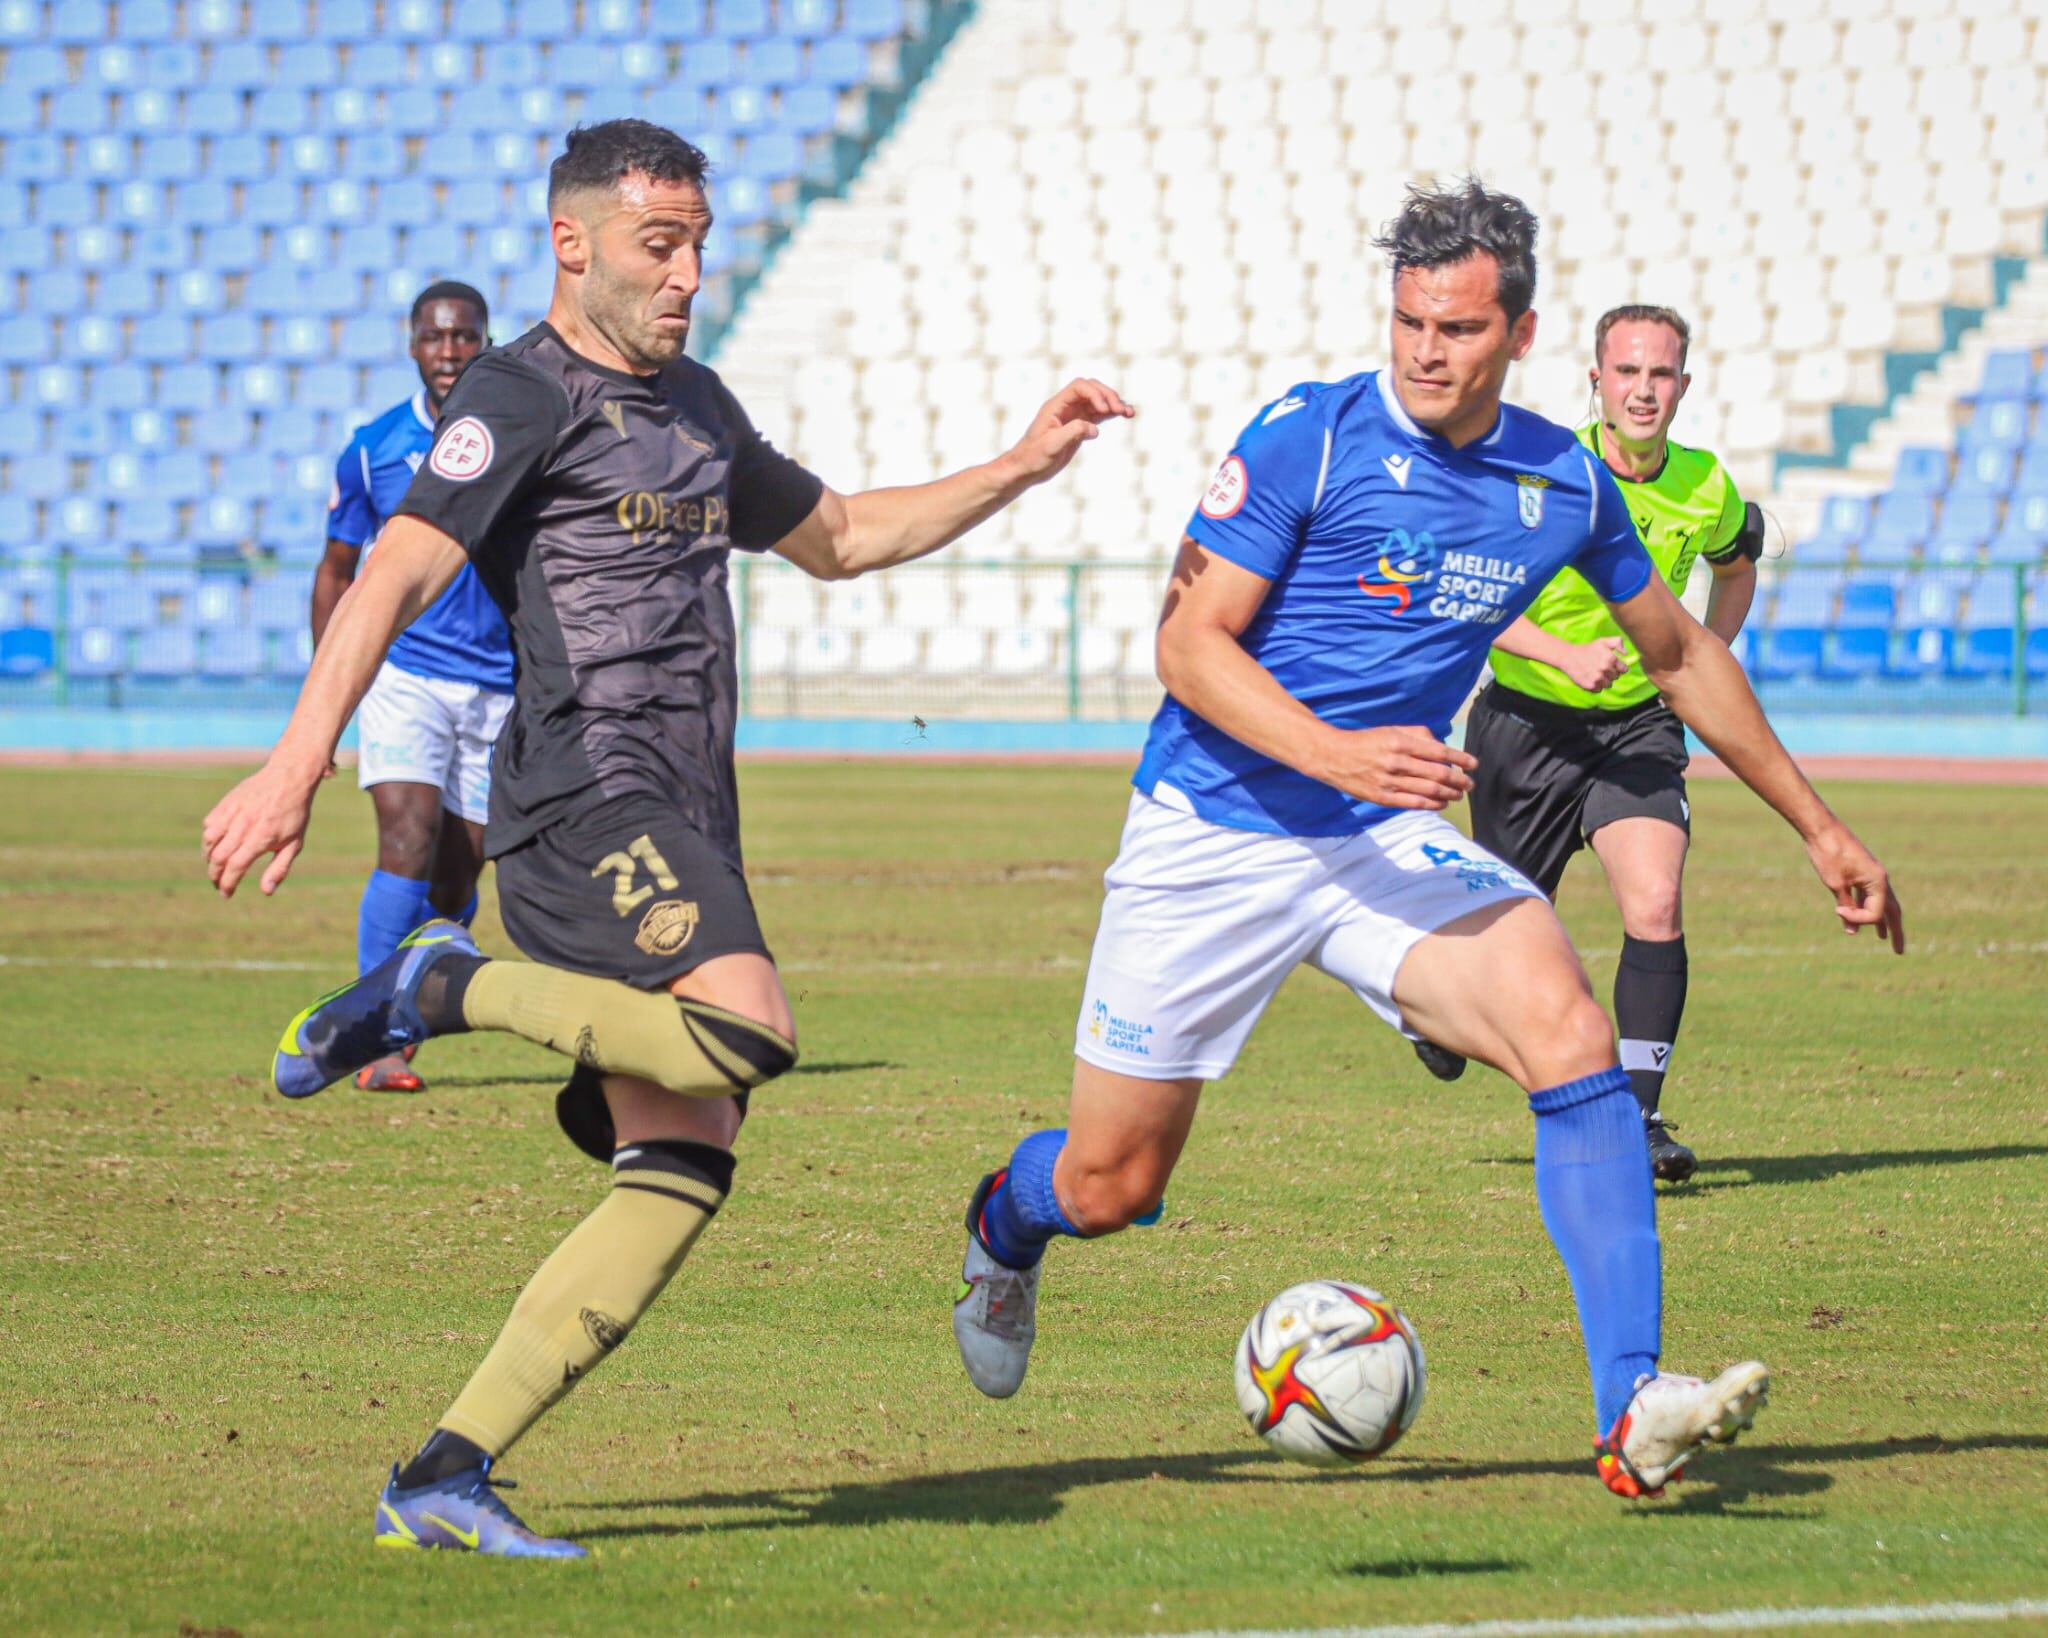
top-left (1233, 1280), bottom-right (1426, 1466)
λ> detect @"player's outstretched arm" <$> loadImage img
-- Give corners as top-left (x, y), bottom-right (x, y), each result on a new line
top-left (1609, 576), bottom-right (1905, 952)
top-left (1155, 539), bottom-right (1476, 811)
top-left (203, 516), bottom-right (468, 900)
top-left (769, 378), bottom-right (1132, 580)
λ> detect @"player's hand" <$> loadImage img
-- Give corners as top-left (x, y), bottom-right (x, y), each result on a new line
top-left (1318, 726), bottom-right (1477, 810)
top-left (202, 762), bottom-right (318, 899)
top-left (1805, 822), bottom-right (1905, 954)
top-left (1001, 378), bottom-right (1134, 486)
top-left (1561, 637), bottom-right (1631, 693)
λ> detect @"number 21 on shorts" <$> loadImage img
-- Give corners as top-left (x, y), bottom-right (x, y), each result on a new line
top-left (591, 834), bottom-right (680, 916)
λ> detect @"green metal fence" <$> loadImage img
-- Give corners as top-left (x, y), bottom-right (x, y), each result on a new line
top-left (2, 553), bottom-right (2042, 720)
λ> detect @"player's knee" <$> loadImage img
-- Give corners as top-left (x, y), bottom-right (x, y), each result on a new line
top-left (376, 821), bottom-right (436, 878)
top-left (1547, 994), bottom-right (1617, 1082)
top-left (1620, 881), bottom-right (1683, 941)
top-left (664, 998), bottom-right (797, 1095)
top-left (1060, 1152), bottom-right (1168, 1236)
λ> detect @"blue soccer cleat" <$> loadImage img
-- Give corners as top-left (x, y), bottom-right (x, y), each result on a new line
top-left (273, 919), bottom-right (478, 1099)
top-left (372, 1459), bottom-right (588, 1559)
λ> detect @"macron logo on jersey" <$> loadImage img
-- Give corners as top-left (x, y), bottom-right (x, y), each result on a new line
top-left (1263, 395), bottom-right (1306, 425)
top-left (1381, 453), bottom-right (1412, 489)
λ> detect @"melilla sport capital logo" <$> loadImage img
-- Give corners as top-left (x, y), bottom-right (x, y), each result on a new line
top-left (1357, 527), bottom-right (1440, 613)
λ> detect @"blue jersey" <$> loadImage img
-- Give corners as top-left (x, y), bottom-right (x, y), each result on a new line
top-left (1136, 371), bottom-right (1654, 837)
top-left (328, 391), bottom-right (515, 692)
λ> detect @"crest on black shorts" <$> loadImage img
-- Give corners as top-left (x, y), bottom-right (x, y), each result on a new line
top-left (635, 899), bottom-right (701, 956)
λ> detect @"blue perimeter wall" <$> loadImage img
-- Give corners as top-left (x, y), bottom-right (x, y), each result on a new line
top-left (4, 709), bottom-right (2046, 760)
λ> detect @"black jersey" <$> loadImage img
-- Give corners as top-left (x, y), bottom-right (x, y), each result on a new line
top-left (395, 322), bottom-right (823, 863)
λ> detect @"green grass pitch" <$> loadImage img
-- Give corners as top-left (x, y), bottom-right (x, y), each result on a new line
top-left (1, 761), bottom-right (2043, 1636)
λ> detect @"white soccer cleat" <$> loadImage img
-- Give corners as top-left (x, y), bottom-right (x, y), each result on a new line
top-left (952, 1174), bottom-right (1041, 1398)
top-left (1595, 1360), bottom-right (1770, 1497)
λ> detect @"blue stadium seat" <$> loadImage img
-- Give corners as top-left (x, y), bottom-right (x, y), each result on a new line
top-left (200, 625), bottom-right (266, 679)
top-left (186, 0), bottom-right (239, 38)
top-left (721, 84), bottom-right (770, 130)
top-left (513, 0), bottom-right (572, 39)
top-left (68, 626), bottom-right (124, 678)
top-left (386, 85), bottom-right (444, 135)
top-left (36, 179), bottom-right (95, 228)
top-left (198, 312), bottom-right (261, 364)
top-left (364, 361), bottom-right (417, 405)
top-left (0, 625), bottom-right (57, 677)
top-left (619, 39), bottom-right (667, 80)
top-left (737, 127), bottom-right (802, 179)
top-left (278, 133), bottom-right (328, 178)
top-left (477, 40), bottom-right (542, 87)
top-left (271, 626), bottom-right (313, 678)
top-left (184, 87), bottom-right (245, 137)
top-left (266, 493), bottom-right (324, 547)
top-left (10, 135), bottom-right (65, 184)
top-left (1771, 573), bottom-right (1840, 626)
top-left (782, 0), bottom-right (833, 38)
top-left (194, 493), bottom-right (250, 548)
top-left (714, 0), bottom-right (769, 36)
top-left (1951, 446), bottom-right (2015, 497)
top-left (111, 178), bottom-right (162, 223)
top-left (0, 494), bottom-right (39, 552)
top-left (48, 86), bottom-right (109, 133)
top-left (251, 575), bottom-right (306, 631)
top-left (845, 0), bottom-right (904, 39)
top-left (741, 36), bottom-right (802, 85)
top-left (1978, 350), bottom-right (2037, 401)
top-left (6, 47), bottom-right (67, 94)
top-left (192, 407), bottom-right (252, 455)
top-left (245, 176), bottom-right (302, 227)
top-left (320, 85), bottom-right (373, 132)
top-left (1891, 445), bottom-right (1949, 495)
top-left (1866, 491), bottom-right (1934, 557)
top-left (250, 2), bottom-right (312, 43)
top-left (82, 134), bottom-right (129, 179)
top-left (348, 38), bottom-right (408, 88)
top-left (1886, 625), bottom-right (1952, 680)
top-left (0, 313), bottom-right (50, 365)
top-left (148, 42), bottom-right (201, 89)
top-left (1950, 627), bottom-right (2014, 679)
top-left (150, 446), bottom-right (209, 496)
top-left (8, 453), bottom-right (68, 501)
top-left (315, 0), bottom-right (372, 36)
top-left (1988, 490), bottom-right (2048, 563)
top-left (447, 177), bottom-right (502, 226)
top-left (95, 361), bottom-right (148, 409)
top-left (0, 564), bottom-right (60, 626)
top-left (675, 37), bottom-right (735, 91)
top-left (1835, 573), bottom-right (1897, 629)
top-left (296, 362), bottom-right (356, 409)
top-left (139, 133), bottom-right (200, 182)
top-left (52, 407), bottom-right (111, 456)
top-left (87, 43), bottom-right (140, 89)
top-left (115, 497), bottom-right (179, 554)
top-left (132, 625), bottom-right (196, 678)
top-left (1964, 399), bottom-right (2031, 454)
top-left (203, 222), bottom-right (260, 272)
top-left (1754, 626), bottom-right (1823, 681)
top-left (589, 0), bottom-right (638, 37)
top-left (548, 39), bottom-right (613, 87)
top-left (0, 406), bottom-right (42, 451)
top-left (120, 407), bottom-right (173, 450)
top-left (1820, 626), bottom-right (1887, 680)
top-left (252, 86), bottom-right (308, 137)
top-left (449, 0), bottom-right (510, 39)
top-left (244, 263), bottom-right (309, 315)
top-left (340, 130), bottom-right (403, 179)
top-left (261, 404), bottom-right (321, 451)
top-left (778, 84), bottom-right (835, 136)
top-left (49, 0), bottom-right (106, 39)
top-left (423, 40), bottom-right (471, 85)
top-left (512, 84), bottom-right (557, 129)
top-left (119, 0), bottom-right (176, 38)
top-left (2016, 447), bottom-right (2048, 492)
top-left (337, 311), bottom-right (394, 363)
top-left (1928, 492), bottom-right (1998, 561)
top-left (70, 313), bottom-right (120, 358)
top-left (388, 0), bottom-right (439, 38)
top-left (0, 226), bottom-right (42, 270)
top-left (31, 264), bottom-right (88, 316)
top-left (0, 92), bottom-right (39, 138)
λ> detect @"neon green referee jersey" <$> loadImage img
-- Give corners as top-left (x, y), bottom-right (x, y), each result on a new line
top-left (1489, 423), bottom-right (1746, 711)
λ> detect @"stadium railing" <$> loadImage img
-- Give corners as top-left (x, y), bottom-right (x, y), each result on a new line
top-left (1, 555), bottom-right (2042, 724)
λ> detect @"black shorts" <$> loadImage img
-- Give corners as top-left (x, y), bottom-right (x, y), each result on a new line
top-left (1465, 682), bottom-right (1690, 898)
top-left (493, 795), bottom-right (772, 992)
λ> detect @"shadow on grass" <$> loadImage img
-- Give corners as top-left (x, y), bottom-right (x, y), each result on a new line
top-left (787, 1059), bottom-right (899, 1076)
top-left (1476, 1146), bottom-right (2048, 1192)
top-left (1345, 1557), bottom-right (1523, 1578)
top-left (568, 1433), bottom-right (2047, 1539)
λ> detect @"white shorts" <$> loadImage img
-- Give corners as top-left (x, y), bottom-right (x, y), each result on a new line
top-left (354, 660), bottom-right (514, 824)
top-left (1074, 792), bottom-right (1543, 1082)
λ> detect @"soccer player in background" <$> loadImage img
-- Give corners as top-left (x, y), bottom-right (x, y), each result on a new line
top-left (950, 181), bottom-right (1902, 1500)
top-left (1418, 306), bottom-right (1763, 1183)
top-left (312, 281), bottom-right (514, 1092)
top-left (203, 120), bottom-right (1130, 1557)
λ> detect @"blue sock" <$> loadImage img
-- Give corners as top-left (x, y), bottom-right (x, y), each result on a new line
top-left (977, 1129), bottom-right (1081, 1270)
top-left (1529, 1067), bottom-right (1662, 1435)
top-left (357, 869), bottom-right (434, 976)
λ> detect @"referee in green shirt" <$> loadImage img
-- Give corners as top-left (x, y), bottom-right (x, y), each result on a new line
top-left (1426, 305), bottom-right (1764, 1183)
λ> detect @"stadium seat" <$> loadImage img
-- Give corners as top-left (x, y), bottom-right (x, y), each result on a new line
top-left (1820, 626), bottom-right (1887, 680)
top-left (1865, 492), bottom-right (1935, 558)
top-left (1928, 494), bottom-right (1998, 562)
top-left (0, 624), bottom-right (57, 677)
top-left (68, 626), bottom-right (124, 678)
top-left (1978, 350), bottom-right (2038, 402)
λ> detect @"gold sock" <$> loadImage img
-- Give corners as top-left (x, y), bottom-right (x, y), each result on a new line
top-left (438, 1141), bottom-right (731, 1457)
top-left (459, 961), bottom-right (795, 1096)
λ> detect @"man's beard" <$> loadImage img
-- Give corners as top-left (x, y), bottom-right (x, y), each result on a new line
top-left (584, 259), bottom-right (685, 372)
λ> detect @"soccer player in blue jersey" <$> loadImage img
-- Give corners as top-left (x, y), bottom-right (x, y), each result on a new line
top-left (311, 282), bottom-right (514, 1092)
top-left (951, 181), bottom-right (1905, 1499)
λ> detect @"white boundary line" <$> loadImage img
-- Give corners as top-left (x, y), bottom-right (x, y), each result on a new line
top-left (0, 953), bottom-right (330, 972)
top-left (1131, 1597), bottom-right (2048, 1638)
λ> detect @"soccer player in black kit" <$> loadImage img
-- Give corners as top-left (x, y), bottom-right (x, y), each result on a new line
top-left (203, 120), bottom-right (1131, 1558)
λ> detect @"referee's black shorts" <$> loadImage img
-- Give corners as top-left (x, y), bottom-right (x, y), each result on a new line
top-left (1464, 681), bottom-right (1691, 899)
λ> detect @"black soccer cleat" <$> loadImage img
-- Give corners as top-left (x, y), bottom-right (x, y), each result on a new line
top-left (1645, 1116), bottom-right (1697, 1184)
top-left (1411, 1038), bottom-right (1468, 1082)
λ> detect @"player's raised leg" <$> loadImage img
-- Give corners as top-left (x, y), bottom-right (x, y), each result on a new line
top-left (1391, 893), bottom-right (1765, 1495)
top-left (956, 1063), bottom-right (1198, 1396)
top-left (1588, 814), bottom-right (1696, 1181)
top-left (380, 953), bottom-right (782, 1556)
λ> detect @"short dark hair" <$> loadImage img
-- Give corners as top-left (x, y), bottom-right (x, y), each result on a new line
top-left (1594, 303), bottom-right (1691, 369)
top-left (547, 118), bottom-right (710, 210)
top-left (1373, 177), bottom-right (1539, 322)
top-left (410, 280), bottom-right (488, 325)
